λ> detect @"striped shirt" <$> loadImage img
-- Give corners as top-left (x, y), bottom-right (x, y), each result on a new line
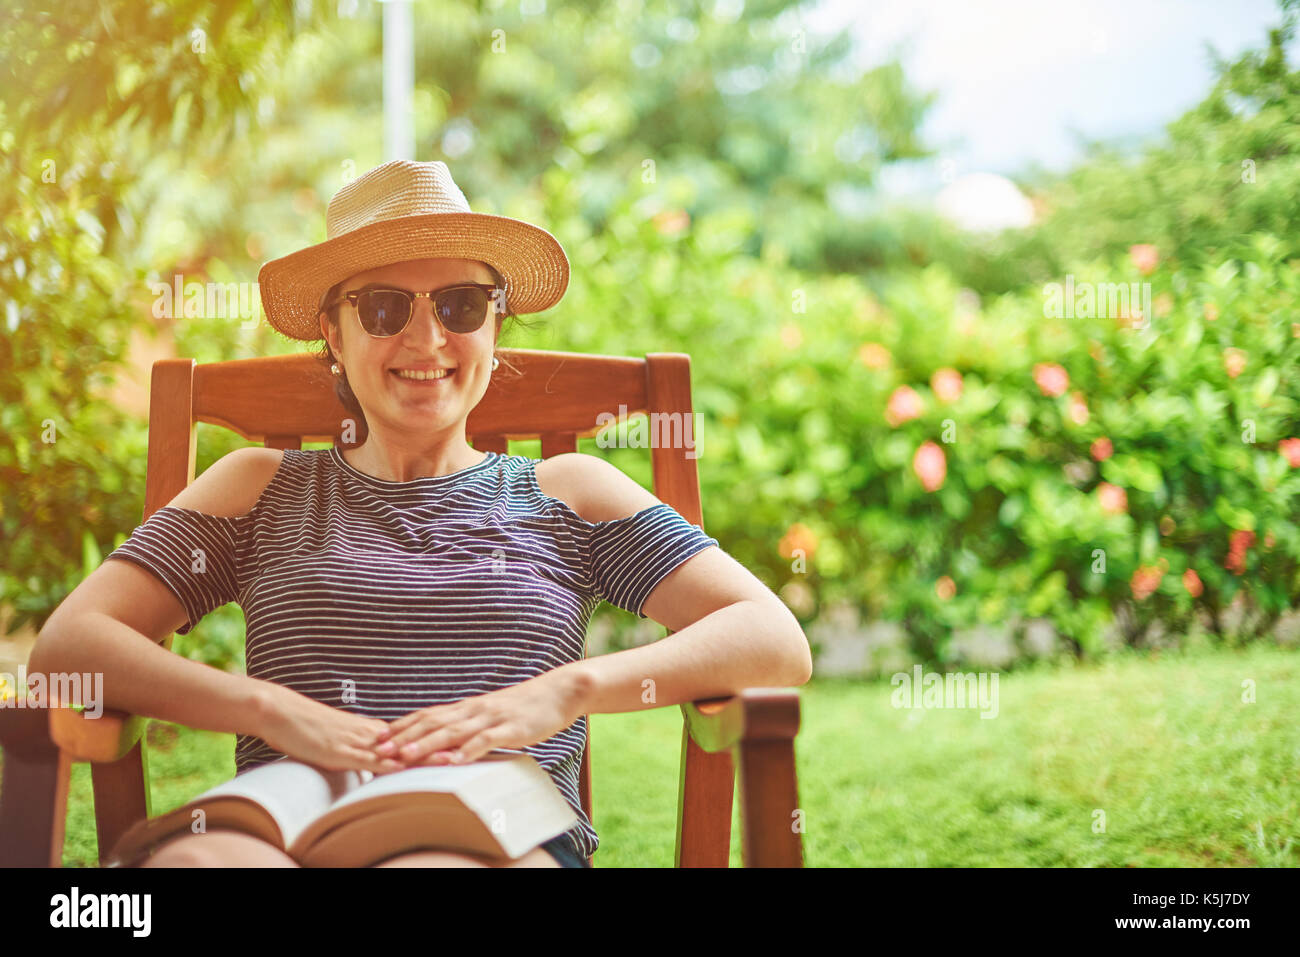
top-left (104, 445), bottom-right (720, 861)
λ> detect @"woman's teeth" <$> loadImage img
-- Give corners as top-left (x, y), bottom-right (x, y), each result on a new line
top-left (393, 369), bottom-right (454, 380)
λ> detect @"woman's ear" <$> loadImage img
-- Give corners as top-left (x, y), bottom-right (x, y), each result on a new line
top-left (319, 311), bottom-right (340, 359)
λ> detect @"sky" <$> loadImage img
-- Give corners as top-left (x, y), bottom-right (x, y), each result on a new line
top-left (807, 0), bottom-right (1292, 199)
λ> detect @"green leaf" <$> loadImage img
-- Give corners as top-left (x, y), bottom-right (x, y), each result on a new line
top-left (1213, 497), bottom-right (1255, 531)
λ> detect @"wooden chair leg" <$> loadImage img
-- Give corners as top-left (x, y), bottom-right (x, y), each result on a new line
top-left (0, 709), bottom-right (72, 867)
top-left (675, 729), bottom-right (734, 867)
top-left (89, 741), bottom-right (151, 866)
top-left (738, 737), bottom-right (804, 867)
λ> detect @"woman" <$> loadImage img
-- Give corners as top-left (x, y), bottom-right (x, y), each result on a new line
top-left (30, 160), bottom-right (813, 868)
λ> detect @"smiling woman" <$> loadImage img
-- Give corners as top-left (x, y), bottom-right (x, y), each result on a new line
top-left (36, 158), bottom-right (809, 871)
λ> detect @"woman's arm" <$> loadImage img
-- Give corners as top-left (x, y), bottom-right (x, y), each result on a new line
top-left (567, 549), bottom-right (812, 716)
top-left (28, 558), bottom-right (271, 735)
top-left (547, 451), bottom-right (813, 714)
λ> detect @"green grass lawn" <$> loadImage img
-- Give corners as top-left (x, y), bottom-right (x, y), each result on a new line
top-left (37, 642), bottom-right (1300, 867)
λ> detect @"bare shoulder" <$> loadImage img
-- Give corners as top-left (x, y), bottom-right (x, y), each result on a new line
top-left (165, 446), bottom-right (286, 518)
top-left (533, 452), bottom-right (662, 525)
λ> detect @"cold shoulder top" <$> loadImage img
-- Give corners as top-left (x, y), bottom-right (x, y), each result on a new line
top-left (103, 446), bottom-right (720, 862)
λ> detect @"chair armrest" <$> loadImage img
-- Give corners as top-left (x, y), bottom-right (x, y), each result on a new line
top-left (680, 687), bottom-right (804, 867)
top-left (48, 707), bottom-right (146, 764)
top-left (682, 687), bottom-right (800, 750)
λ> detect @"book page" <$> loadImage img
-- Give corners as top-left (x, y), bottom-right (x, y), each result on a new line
top-left (324, 751), bottom-right (521, 814)
top-left (192, 758), bottom-right (362, 848)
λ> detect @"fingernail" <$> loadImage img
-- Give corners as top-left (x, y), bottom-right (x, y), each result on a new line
top-left (376, 741), bottom-right (394, 754)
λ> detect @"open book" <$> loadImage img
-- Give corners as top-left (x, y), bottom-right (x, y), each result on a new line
top-left (105, 750), bottom-right (579, 868)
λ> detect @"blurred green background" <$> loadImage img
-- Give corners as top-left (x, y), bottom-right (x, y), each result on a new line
top-left (2, 0), bottom-right (1298, 866)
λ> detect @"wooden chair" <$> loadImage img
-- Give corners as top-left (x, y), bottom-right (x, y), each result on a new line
top-left (0, 348), bottom-right (804, 868)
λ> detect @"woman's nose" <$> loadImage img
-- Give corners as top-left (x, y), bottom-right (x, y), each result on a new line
top-left (403, 295), bottom-right (450, 345)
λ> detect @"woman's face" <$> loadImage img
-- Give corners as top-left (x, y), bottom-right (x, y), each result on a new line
top-left (318, 257), bottom-right (501, 438)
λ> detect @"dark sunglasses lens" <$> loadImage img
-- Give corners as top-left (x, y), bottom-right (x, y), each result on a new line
top-left (435, 287), bottom-right (489, 332)
top-left (358, 290), bottom-right (412, 336)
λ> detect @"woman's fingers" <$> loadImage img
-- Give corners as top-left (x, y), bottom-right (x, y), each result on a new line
top-left (396, 714), bottom-right (495, 762)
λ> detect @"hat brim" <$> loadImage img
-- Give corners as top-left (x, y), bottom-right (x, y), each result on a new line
top-left (257, 212), bottom-right (570, 341)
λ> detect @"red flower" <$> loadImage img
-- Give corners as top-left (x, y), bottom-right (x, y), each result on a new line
top-left (1091, 437), bottom-right (1114, 461)
top-left (1224, 348), bottom-right (1247, 379)
top-left (1224, 529), bottom-right (1255, 575)
top-left (935, 576), bottom-right (956, 600)
top-left (1129, 244), bottom-right (1159, 276)
top-left (913, 441), bottom-right (947, 492)
top-left (778, 523), bottom-right (818, 561)
top-left (1033, 362), bottom-right (1069, 397)
top-left (1279, 438), bottom-right (1300, 468)
top-left (885, 385), bottom-right (924, 427)
top-left (1131, 565), bottom-right (1163, 601)
top-left (1098, 482), bottom-right (1127, 514)
top-left (1183, 569), bottom-right (1203, 598)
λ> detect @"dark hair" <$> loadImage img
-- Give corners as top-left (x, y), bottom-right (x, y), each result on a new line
top-left (315, 263), bottom-right (541, 431)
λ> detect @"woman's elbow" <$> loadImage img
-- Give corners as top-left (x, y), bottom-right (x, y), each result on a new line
top-left (28, 624), bottom-right (64, 676)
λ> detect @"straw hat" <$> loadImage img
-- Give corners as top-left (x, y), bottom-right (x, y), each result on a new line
top-left (257, 159), bottom-right (569, 341)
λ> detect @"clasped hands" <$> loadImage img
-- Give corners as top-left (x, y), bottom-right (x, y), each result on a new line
top-left (367, 665), bottom-right (587, 774)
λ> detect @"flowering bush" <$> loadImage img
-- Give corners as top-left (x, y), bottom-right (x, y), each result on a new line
top-left (550, 164), bottom-right (1300, 662)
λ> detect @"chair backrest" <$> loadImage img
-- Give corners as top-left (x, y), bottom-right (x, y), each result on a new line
top-left (140, 347), bottom-right (718, 856)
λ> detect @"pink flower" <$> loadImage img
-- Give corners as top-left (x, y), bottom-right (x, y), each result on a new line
top-left (1098, 482), bottom-right (1127, 514)
top-left (1091, 437), bottom-right (1114, 461)
top-left (1067, 391), bottom-right (1090, 425)
top-left (1129, 244), bottom-right (1159, 276)
top-left (652, 209), bottom-right (690, 236)
top-left (913, 441), bottom-right (947, 492)
top-left (1183, 569), bottom-right (1203, 597)
top-left (1224, 348), bottom-right (1247, 379)
top-left (885, 385), bottom-right (924, 427)
top-left (1033, 362), bottom-right (1069, 397)
top-left (857, 343), bottom-right (891, 369)
top-left (1279, 438), bottom-right (1300, 468)
top-left (935, 576), bottom-right (956, 600)
top-left (931, 367), bottom-right (964, 402)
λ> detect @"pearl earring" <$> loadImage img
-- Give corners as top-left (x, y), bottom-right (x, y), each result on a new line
top-left (331, 363), bottom-right (341, 376)
top-left (491, 356), bottom-right (499, 371)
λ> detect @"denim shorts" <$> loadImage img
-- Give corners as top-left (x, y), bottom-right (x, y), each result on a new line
top-left (540, 834), bottom-right (590, 868)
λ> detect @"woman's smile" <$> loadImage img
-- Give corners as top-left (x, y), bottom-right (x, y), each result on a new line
top-left (389, 367), bottom-right (458, 386)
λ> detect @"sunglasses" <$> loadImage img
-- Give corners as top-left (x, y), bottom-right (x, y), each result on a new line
top-left (321, 283), bottom-right (502, 337)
